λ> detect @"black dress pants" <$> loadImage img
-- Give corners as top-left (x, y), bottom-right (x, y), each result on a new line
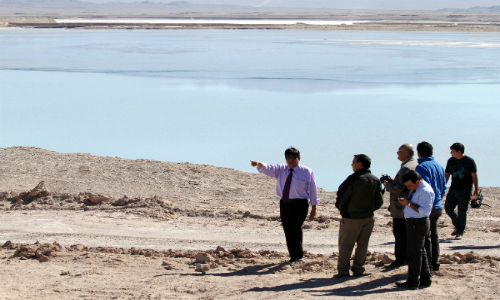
top-left (392, 218), bottom-right (408, 263)
top-left (425, 208), bottom-right (443, 268)
top-left (406, 217), bottom-right (432, 286)
top-left (280, 199), bottom-right (309, 260)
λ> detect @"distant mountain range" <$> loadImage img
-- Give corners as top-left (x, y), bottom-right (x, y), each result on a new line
top-left (437, 5), bottom-right (500, 13)
top-left (0, 0), bottom-right (260, 13)
top-left (1, 0), bottom-right (500, 14)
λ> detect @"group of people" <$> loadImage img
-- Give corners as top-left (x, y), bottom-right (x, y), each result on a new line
top-left (250, 142), bottom-right (478, 290)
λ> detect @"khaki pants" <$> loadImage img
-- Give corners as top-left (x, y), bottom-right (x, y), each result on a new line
top-left (337, 217), bottom-right (375, 275)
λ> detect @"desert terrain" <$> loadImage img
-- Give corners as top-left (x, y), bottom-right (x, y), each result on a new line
top-left (1, 146), bottom-right (499, 299)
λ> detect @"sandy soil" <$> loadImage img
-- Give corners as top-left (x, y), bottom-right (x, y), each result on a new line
top-left (1, 146), bottom-right (499, 299)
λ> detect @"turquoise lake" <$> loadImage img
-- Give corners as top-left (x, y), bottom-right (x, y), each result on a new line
top-left (1, 29), bottom-right (499, 191)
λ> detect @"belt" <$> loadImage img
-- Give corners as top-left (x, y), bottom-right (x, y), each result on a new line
top-left (280, 198), bottom-right (307, 203)
top-left (405, 217), bottom-right (429, 221)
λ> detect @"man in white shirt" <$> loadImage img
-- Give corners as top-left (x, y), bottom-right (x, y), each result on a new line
top-left (396, 170), bottom-right (434, 290)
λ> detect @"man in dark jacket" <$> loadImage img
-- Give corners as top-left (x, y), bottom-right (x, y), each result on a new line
top-left (335, 154), bottom-right (384, 277)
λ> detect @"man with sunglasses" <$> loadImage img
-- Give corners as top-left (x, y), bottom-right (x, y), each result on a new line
top-left (251, 147), bottom-right (319, 263)
top-left (383, 143), bottom-right (418, 269)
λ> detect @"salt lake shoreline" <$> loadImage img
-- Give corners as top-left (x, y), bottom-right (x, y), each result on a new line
top-left (1, 11), bottom-right (500, 31)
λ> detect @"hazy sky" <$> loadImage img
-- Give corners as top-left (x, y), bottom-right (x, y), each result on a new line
top-left (120, 0), bottom-right (500, 10)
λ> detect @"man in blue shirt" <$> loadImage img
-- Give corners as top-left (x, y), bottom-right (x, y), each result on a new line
top-left (251, 147), bottom-right (319, 263)
top-left (396, 170), bottom-right (434, 290)
top-left (415, 141), bottom-right (447, 271)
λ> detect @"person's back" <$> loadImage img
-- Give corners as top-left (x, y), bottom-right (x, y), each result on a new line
top-left (343, 170), bottom-right (383, 219)
top-left (416, 157), bottom-right (446, 208)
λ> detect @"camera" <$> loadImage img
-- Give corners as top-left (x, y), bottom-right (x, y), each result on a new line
top-left (380, 174), bottom-right (393, 183)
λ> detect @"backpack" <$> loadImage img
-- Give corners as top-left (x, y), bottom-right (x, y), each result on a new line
top-left (470, 190), bottom-right (484, 208)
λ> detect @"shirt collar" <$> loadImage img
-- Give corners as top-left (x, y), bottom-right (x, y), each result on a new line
top-left (287, 163), bottom-right (302, 171)
top-left (417, 156), bottom-right (434, 164)
top-left (401, 157), bottom-right (415, 166)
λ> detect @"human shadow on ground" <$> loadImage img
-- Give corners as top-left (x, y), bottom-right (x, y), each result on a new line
top-left (448, 245), bottom-right (500, 250)
top-left (245, 273), bottom-right (405, 296)
top-left (207, 262), bottom-right (290, 277)
top-left (162, 262), bottom-right (299, 278)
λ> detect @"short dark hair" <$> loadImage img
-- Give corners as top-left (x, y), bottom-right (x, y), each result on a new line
top-left (402, 170), bottom-right (422, 183)
top-left (354, 154), bottom-right (371, 169)
top-left (417, 141), bottom-right (433, 157)
top-left (285, 147), bottom-right (300, 158)
top-left (450, 143), bottom-right (465, 154)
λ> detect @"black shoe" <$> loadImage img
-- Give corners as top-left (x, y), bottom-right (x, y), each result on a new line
top-left (333, 273), bottom-right (350, 279)
top-left (395, 281), bottom-right (418, 290)
top-left (451, 229), bottom-right (458, 236)
top-left (420, 280), bottom-right (432, 288)
top-left (431, 264), bottom-right (440, 271)
top-left (455, 233), bottom-right (463, 240)
top-left (353, 272), bottom-right (370, 277)
top-left (386, 260), bottom-right (407, 269)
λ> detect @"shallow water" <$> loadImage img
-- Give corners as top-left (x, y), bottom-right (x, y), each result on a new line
top-left (1, 29), bottom-right (499, 191)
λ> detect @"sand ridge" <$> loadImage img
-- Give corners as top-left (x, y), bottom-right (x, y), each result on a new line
top-left (1, 146), bottom-right (500, 299)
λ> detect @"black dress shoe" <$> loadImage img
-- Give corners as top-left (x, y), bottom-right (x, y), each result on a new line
top-left (395, 281), bottom-right (418, 290)
top-left (420, 280), bottom-right (432, 288)
top-left (333, 274), bottom-right (350, 279)
top-left (386, 260), bottom-right (407, 269)
top-left (431, 264), bottom-right (440, 271)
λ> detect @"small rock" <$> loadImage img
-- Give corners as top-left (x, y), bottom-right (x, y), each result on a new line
top-left (440, 257), bottom-right (453, 264)
top-left (465, 252), bottom-right (479, 261)
top-left (195, 263), bottom-right (210, 273)
top-left (90, 196), bottom-right (109, 204)
top-left (38, 255), bottom-right (50, 262)
top-left (195, 253), bottom-right (213, 264)
top-left (318, 216), bottom-right (329, 223)
top-left (16, 199), bottom-right (24, 205)
top-left (381, 254), bottom-right (395, 265)
top-left (215, 246), bottom-right (226, 253)
top-left (112, 199), bottom-right (128, 206)
top-left (28, 181), bottom-right (50, 198)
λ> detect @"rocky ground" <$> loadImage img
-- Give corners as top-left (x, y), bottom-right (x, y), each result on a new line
top-left (1, 146), bottom-right (499, 299)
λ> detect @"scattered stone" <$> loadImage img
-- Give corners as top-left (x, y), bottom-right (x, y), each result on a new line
top-left (28, 181), bottom-right (50, 198)
top-left (440, 257), bottom-right (454, 264)
top-left (465, 252), bottom-right (480, 261)
top-left (90, 196), bottom-right (110, 204)
top-left (195, 263), bottom-right (210, 273)
top-left (38, 255), bottom-right (49, 262)
top-left (381, 254), bottom-right (395, 264)
top-left (195, 253), bottom-right (213, 264)
top-left (215, 246), bottom-right (226, 253)
top-left (112, 199), bottom-right (128, 206)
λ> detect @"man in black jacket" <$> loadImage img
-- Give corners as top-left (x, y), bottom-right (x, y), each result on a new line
top-left (335, 154), bottom-right (384, 277)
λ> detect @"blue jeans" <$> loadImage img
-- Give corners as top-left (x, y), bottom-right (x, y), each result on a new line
top-left (444, 188), bottom-right (471, 234)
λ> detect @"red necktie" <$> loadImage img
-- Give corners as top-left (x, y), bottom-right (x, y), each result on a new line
top-left (282, 169), bottom-right (293, 202)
